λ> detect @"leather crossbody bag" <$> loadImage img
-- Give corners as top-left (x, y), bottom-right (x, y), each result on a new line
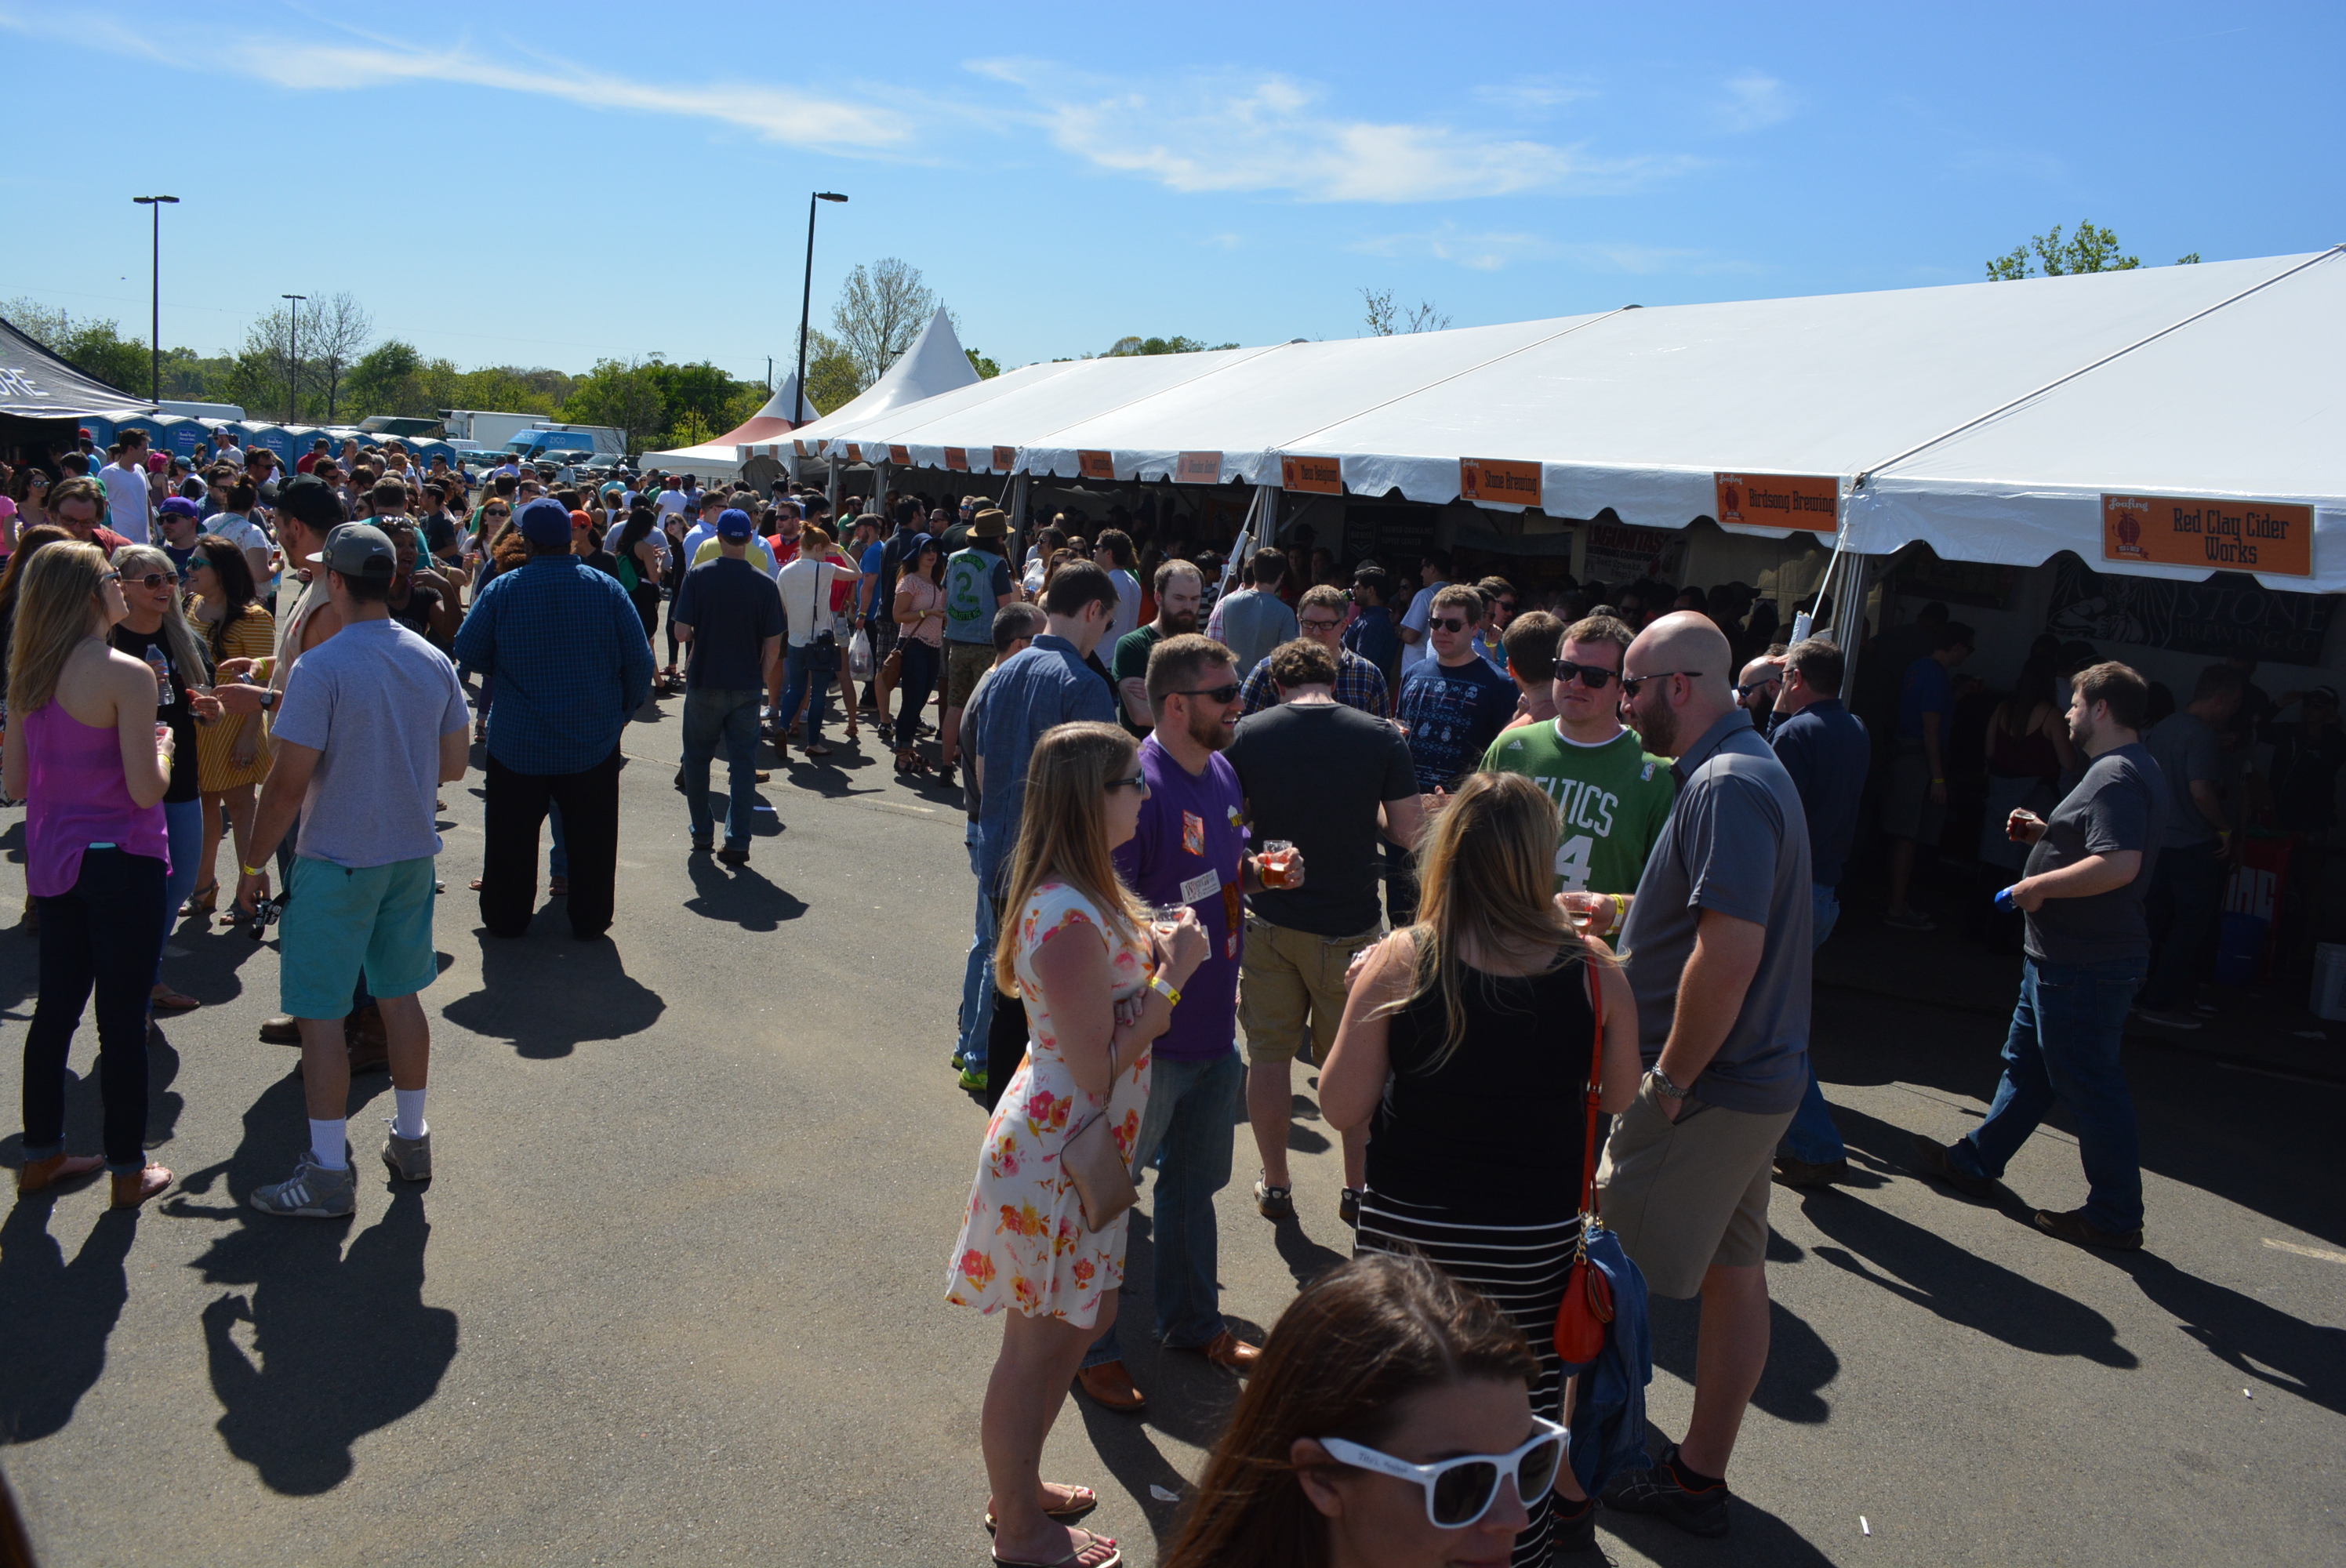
top-left (1061, 1041), bottom-right (1137, 1232)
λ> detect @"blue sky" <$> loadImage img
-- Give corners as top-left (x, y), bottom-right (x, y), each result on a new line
top-left (5, 2), bottom-right (2338, 389)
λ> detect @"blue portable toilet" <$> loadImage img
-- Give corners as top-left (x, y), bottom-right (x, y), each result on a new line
top-left (155, 417), bottom-right (209, 459)
top-left (408, 438), bottom-right (457, 468)
top-left (114, 413), bottom-right (168, 446)
top-left (244, 425), bottom-right (295, 464)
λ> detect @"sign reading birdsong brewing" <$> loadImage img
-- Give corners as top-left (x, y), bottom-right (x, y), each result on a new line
top-left (1459, 457), bottom-right (1542, 508)
top-left (2102, 493), bottom-right (2314, 577)
top-left (1715, 472), bottom-right (1838, 532)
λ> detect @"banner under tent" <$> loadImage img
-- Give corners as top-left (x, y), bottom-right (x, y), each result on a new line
top-left (744, 306), bottom-right (981, 476)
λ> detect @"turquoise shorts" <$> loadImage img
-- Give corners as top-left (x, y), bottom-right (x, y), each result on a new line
top-left (280, 855), bottom-right (440, 1020)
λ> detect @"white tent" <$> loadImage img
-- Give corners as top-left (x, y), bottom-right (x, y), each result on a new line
top-left (639, 372), bottom-right (817, 481)
top-left (779, 249), bottom-right (2346, 593)
top-left (745, 306), bottom-right (981, 467)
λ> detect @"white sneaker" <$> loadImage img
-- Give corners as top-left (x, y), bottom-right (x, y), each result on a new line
top-left (249, 1152), bottom-right (356, 1218)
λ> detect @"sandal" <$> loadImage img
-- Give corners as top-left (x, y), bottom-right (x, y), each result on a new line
top-left (149, 983), bottom-right (202, 1013)
top-left (801, 742), bottom-right (833, 757)
top-left (991, 1526), bottom-right (1117, 1568)
top-left (984, 1486), bottom-right (1098, 1532)
top-left (182, 881), bottom-right (219, 917)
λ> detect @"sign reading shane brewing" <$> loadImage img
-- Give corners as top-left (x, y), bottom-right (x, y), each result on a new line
top-left (2103, 493), bottom-right (2313, 577)
top-left (1459, 457), bottom-right (1542, 508)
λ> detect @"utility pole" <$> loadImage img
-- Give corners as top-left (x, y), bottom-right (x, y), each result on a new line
top-left (796, 191), bottom-right (848, 424)
top-left (131, 195), bottom-right (180, 403)
top-left (281, 294), bottom-right (306, 425)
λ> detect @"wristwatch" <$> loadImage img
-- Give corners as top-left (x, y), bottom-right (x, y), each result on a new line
top-left (259, 688), bottom-right (280, 713)
top-left (1645, 1067), bottom-right (1687, 1100)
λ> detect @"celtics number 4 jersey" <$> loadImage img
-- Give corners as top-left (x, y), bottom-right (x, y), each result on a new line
top-left (1481, 723), bottom-right (1676, 894)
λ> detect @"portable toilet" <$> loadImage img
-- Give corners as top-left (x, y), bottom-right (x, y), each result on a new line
top-left (114, 413), bottom-right (169, 447)
top-left (244, 425), bottom-right (296, 465)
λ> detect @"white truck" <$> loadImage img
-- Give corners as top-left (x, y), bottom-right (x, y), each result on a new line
top-left (441, 409), bottom-right (549, 451)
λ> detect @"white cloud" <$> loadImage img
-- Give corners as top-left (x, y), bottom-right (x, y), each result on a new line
top-left (1718, 72), bottom-right (1794, 133)
top-left (1353, 227), bottom-right (1759, 277)
top-left (1470, 77), bottom-right (1602, 115)
top-left (0, 9), bottom-right (908, 152)
top-left (969, 61), bottom-right (1688, 203)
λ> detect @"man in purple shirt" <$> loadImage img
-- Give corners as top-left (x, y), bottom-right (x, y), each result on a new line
top-left (1075, 634), bottom-right (1282, 1414)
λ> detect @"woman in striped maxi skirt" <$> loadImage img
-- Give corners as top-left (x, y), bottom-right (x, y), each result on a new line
top-left (1320, 772), bottom-right (1643, 1563)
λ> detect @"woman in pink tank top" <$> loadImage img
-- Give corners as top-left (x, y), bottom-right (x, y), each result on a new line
top-left (2, 541), bottom-right (176, 1208)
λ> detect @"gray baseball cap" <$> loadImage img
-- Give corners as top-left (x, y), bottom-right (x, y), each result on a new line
top-left (304, 522), bottom-right (396, 578)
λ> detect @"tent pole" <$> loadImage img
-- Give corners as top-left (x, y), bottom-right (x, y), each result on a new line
top-left (1828, 554), bottom-right (1874, 704)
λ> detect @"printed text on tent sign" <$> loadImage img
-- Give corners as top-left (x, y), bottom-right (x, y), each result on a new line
top-left (889, 445), bottom-right (911, 466)
top-left (1280, 456), bottom-right (1342, 495)
top-left (993, 446), bottom-right (1016, 472)
top-left (1715, 473), bottom-right (1838, 533)
top-left (2102, 494), bottom-right (2313, 577)
top-left (1176, 452), bottom-right (1222, 485)
top-left (1459, 457), bottom-right (1542, 508)
top-left (945, 448), bottom-right (968, 472)
top-left (1079, 451), bottom-right (1115, 481)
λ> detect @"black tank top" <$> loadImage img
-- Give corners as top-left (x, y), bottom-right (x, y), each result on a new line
top-left (1366, 953), bottom-right (1597, 1224)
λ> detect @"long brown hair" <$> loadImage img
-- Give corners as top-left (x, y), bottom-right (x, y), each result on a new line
top-left (1386, 770), bottom-right (1601, 1070)
top-left (993, 722), bottom-right (1145, 996)
top-left (9, 541), bottom-right (111, 715)
top-left (0, 524), bottom-right (72, 638)
top-left (1161, 1254), bottom-right (1540, 1568)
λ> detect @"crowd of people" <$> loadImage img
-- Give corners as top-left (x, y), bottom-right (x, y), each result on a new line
top-left (0, 419), bottom-right (2306, 1566)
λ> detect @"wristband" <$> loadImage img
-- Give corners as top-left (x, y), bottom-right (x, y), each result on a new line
top-left (241, 862), bottom-right (268, 879)
top-left (1147, 975), bottom-right (1182, 1008)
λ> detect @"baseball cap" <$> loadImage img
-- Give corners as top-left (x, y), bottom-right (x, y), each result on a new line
top-left (518, 498), bottom-right (575, 547)
top-left (971, 508), bottom-right (1008, 538)
top-left (158, 496), bottom-right (202, 521)
top-left (717, 507), bottom-right (754, 539)
top-left (304, 523), bottom-right (396, 577)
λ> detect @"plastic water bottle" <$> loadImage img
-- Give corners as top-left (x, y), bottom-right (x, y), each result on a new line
top-left (144, 646), bottom-right (175, 709)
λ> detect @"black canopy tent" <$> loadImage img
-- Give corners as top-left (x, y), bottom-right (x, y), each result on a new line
top-left (0, 314), bottom-right (154, 469)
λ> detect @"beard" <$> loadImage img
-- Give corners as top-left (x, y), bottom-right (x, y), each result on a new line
top-left (1629, 699), bottom-right (1680, 757)
top-left (1162, 608), bottom-right (1199, 636)
top-left (1189, 701), bottom-right (1235, 753)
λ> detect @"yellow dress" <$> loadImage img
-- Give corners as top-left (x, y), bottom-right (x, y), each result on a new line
top-left (194, 605), bottom-right (274, 793)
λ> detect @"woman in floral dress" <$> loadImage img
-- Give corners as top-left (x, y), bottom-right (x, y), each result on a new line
top-left (947, 721), bottom-right (1208, 1568)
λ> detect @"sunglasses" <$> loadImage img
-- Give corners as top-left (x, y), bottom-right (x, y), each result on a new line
top-left (486, 507), bottom-right (510, 517)
top-left (1175, 683), bottom-right (1244, 705)
top-left (1618, 669), bottom-right (1702, 700)
top-left (1735, 680), bottom-right (1780, 699)
top-left (1554, 660), bottom-right (1618, 690)
top-left (1106, 772), bottom-right (1149, 793)
top-left (1431, 616), bottom-right (1473, 633)
top-left (129, 572), bottom-right (175, 590)
top-left (1319, 1416), bottom-right (1566, 1530)
top-left (96, 570), bottom-right (122, 584)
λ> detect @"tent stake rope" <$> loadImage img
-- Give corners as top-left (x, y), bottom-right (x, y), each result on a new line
top-left (1852, 245), bottom-right (2344, 492)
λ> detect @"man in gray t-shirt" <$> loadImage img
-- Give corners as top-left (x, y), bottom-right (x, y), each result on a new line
top-left (1584, 613), bottom-right (1810, 1533)
top-left (2135, 665), bottom-right (2242, 1018)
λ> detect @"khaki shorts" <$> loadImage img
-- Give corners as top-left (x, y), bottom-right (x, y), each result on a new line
top-left (945, 641), bottom-right (992, 708)
top-left (1596, 1077), bottom-right (1795, 1298)
top-left (1239, 914), bottom-right (1383, 1066)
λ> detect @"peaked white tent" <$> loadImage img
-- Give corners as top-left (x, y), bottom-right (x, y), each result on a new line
top-left (746, 306), bottom-right (980, 467)
top-left (639, 371), bottom-right (818, 481)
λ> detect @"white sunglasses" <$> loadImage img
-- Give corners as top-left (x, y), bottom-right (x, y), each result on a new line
top-left (1318, 1414), bottom-right (1567, 1529)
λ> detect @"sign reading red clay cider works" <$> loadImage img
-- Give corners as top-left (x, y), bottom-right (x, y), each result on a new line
top-left (944, 447), bottom-right (968, 472)
top-left (1077, 450), bottom-right (1115, 481)
top-left (1459, 457), bottom-right (1542, 508)
top-left (1280, 456), bottom-right (1342, 494)
top-left (993, 445), bottom-right (1016, 472)
top-left (1175, 451), bottom-right (1222, 485)
top-left (1715, 472), bottom-right (1839, 532)
top-left (2102, 493), bottom-right (2314, 577)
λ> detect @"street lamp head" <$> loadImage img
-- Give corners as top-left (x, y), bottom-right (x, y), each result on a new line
top-left (133, 194), bottom-right (180, 205)
top-left (816, 191), bottom-right (848, 202)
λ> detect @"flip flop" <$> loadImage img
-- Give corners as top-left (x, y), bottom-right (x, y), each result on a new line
top-left (990, 1526), bottom-right (1117, 1568)
top-left (984, 1486), bottom-right (1098, 1532)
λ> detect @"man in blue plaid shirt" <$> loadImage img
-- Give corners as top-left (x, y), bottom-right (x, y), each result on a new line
top-left (454, 498), bottom-right (655, 942)
top-left (1237, 583), bottom-right (1390, 719)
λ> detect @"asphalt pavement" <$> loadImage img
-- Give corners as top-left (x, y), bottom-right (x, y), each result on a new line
top-left (2, 691), bottom-right (2341, 1566)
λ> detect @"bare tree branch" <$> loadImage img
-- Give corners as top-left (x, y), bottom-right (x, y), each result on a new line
top-left (830, 259), bottom-right (938, 385)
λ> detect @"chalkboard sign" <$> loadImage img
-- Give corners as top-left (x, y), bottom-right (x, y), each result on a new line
top-left (2046, 555), bottom-right (2334, 666)
top-left (1342, 503), bottom-right (1440, 572)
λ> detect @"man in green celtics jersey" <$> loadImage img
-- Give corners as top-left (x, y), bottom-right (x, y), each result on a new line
top-left (1482, 613), bottom-right (1676, 898)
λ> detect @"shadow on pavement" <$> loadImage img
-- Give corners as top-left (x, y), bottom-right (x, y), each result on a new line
top-left (2105, 1250), bottom-right (2346, 1416)
top-left (1600, 1494), bottom-right (1838, 1566)
top-left (683, 855), bottom-right (810, 931)
top-left (441, 926), bottom-right (666, 1058)
top-left (1648, 1294), bottom-right (1839, 1426)
top-left (0, 1194), bottom-right (137, 1444)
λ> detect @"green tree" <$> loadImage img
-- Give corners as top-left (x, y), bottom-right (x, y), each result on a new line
top-left (1360, 287), bottom-right (1450, 335)
top-left (561, 359), bottom-right (669, 455)
top-left (2, 297), bottom-right (151, 396)
top-left (1102, 335), bottom-right (1233, 357)
top-left (966, 348), bottom-right (1002, 379)
top-left (831, 258), bottom-right (942, 384)
top-left (1985, 222), bottom-right (2196, 280)
top-left (344, 339), bottom-right (435, 420)
top-left (801, 327), bottom-right (865, 415)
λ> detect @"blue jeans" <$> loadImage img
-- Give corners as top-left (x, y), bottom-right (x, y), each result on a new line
top-left (1083, 1048), bottom-right (1245, 1367)
top-left (957, 822), bottom-right (997, 1070)
top-left (1781, 883), bottom-right (1846, 1164)
top-left (1952, 954), bottom-right (2148, 1232)
top-left (681, 687), bottom-right (764, 848)
top-left (157, 797), bottom-right (202, 986)
top-left (779, 645), bottom-right (831, 744)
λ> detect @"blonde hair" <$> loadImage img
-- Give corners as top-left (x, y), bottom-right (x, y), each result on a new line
top-left (993, 722), bottom-right (1146, 996)
top-left (109, 544), bottom-right (212, 694)
top-left (9, 541), bottom-right (110, 715)
top-left (1385, 771), bottom-right (1602, 1071)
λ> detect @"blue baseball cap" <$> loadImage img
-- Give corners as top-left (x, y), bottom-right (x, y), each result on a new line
top-left (716, 507), bottom-right (755, 539)
top-left (518, 497), bottom-right (574, 547)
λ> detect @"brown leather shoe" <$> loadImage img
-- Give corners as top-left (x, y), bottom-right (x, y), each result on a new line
top-left (17, 1152), bottom-right (104, 1193)
top-left (1185, 1330), bottom-right (1262, 1373)
top-left (259, 1014), bottom-right (303, 1045)
top-left (111, 1163), bottom-right (172, 1209)
top-left (1076, 1360), bottom-right (1146, 1412)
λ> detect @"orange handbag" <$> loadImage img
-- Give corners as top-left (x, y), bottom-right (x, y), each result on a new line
top-left (1553, 963), bottom-right (1617, 1367)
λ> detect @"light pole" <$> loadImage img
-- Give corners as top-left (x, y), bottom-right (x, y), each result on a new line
top-left (131, 195), bottom-right (180, 403)
top-left (795, 191), bottom-right (848, 425)
top-left (281, 294), bottom-right (306, 425)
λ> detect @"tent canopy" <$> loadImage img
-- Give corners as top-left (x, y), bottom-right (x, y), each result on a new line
top-left (639, 372), bottom-right (817, 480)
top-left (0, 314), bottom-right (154, 424)
top-left (753, 306), bottom-right (980, 463)
top-left (792, 250), bottom-right (2346, 592)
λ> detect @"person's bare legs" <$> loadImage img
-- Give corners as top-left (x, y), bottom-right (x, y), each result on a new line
top-left (298, 993), bottom-right (430, 1120)
top-left (197, 793), bottom-right (226, 896)
top-left (1677, 1261), bottom-right (1769, 1479)
top-left (1552, 1372), bottom-right (1587, 1501)
top-left (941, 703), bottom-right (966, 769)
top-left (1247, 1058), bottom-right (1295, 1189)
top-left (221, 783), bottom-right (257, 887)
top-left (1340, 1126), bottom-right (1367, 1192)
top-left (1885, 838), bottom-right (1916, 919)
top-left (983, 1291), bottom-right (1118, 1563)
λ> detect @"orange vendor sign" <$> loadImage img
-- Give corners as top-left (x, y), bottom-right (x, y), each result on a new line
top-left (993, 445), bottom-right (1016, 472)
top-left (1280, 456), bottom-right (1342, 495)
top-left (2103, 493), bottom-right (2314, 576)
top-left (1175, 451), bottom-right (1222, 485)
top-left (1460, 457), bottom-right (1542, 508)
top-left (1715, 473), bottom-right (1838, 532)
top-left (943, 447), bottom-right (968, 472)
top-left (888, 445), bottom-right (910, 466)
top-left (844, 443), bottom-right (863, 463)
top-left (1078, 450), bottom-right (1115, 481)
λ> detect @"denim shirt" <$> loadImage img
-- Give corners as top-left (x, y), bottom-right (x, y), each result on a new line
top-left (969, 633), bottom-right (1117, 894)
top-left (452, 554), bottom-right (655, 775)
